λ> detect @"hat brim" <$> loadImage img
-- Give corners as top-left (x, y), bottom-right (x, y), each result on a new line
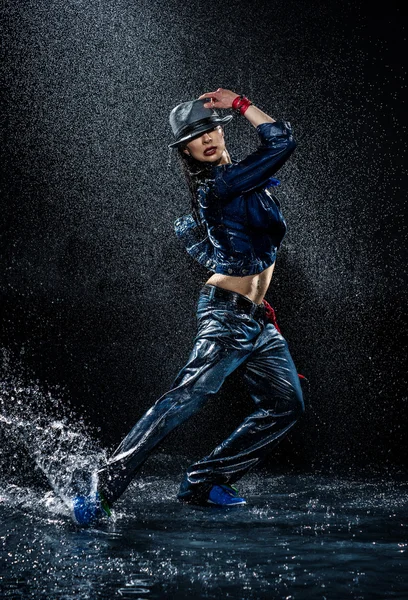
top-left (168, 114), bottom-right (233, 148)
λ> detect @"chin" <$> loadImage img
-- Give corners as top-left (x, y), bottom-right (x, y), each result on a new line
top-left (202, 153), bottom-right (222, 163)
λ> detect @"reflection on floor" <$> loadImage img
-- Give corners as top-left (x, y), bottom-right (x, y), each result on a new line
top-left (1, 473), bottom-right (407, 599)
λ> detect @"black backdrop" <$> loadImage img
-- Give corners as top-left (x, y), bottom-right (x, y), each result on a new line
top-left (1, 0), bottom-right (406, 476)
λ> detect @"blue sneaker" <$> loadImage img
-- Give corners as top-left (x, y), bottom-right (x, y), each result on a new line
top-left (72, 491), bottom-right (111, 526)
top-left (207, 484), bottom-right (246, 507)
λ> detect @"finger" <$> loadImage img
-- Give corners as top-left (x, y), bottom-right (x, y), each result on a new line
top-left (198, 91), bottom-right (220, 99)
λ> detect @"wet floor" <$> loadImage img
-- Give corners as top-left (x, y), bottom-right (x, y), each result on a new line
top-left (1, 472), bottom-right (407, 599)
top-left (0, 367), bottom-right (407, 598)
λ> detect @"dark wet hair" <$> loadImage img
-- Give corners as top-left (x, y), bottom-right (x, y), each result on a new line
top-left (176, 145), bottom-right (214, 230)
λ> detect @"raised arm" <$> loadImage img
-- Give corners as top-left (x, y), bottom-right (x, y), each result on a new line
top-left (199, 87), bottom-right (276, 127)
top-left (199, 88), bottom-right (296, 200)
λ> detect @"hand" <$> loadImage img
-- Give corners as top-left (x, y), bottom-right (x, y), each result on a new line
top-left (198, 88), bottom-right (240, 110)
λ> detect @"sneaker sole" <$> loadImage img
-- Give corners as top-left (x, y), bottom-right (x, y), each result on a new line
top-left (207, 499), bottom-right (247, 506)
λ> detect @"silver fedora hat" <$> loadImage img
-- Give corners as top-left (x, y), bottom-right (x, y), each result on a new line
top-left (168, 98), bottom-right (233, 148)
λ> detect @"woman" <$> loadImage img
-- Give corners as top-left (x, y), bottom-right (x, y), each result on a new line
top-left (72, 87), bottom-right (305, 525)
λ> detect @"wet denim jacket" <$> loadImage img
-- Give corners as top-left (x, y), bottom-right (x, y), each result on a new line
top-left (174, 120), bottom-right (296, 276)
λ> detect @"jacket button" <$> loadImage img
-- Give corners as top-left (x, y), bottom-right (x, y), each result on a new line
top-left (228, 269), bottom-right (233, 274)
top-left (242, 269), bottom-right (248, 275)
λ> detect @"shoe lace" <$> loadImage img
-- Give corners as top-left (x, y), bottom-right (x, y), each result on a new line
top-left (220, 484), bottom-right (240, 497)
top-left (99, 491), bottom-right (112, 517)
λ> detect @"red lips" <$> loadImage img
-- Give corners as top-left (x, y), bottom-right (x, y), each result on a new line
top-left (204, 147), bottom-right (217, 156)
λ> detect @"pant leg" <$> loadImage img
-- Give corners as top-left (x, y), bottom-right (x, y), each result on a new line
top-left (98, 324), bottom-right (251, 505)
top-left (178, 322), bottom-right (304, 501)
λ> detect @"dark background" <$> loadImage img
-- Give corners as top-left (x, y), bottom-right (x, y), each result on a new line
top-left (1, 0), bottom-right (406, 477)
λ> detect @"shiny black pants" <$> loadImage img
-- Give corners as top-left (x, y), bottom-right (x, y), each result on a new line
top-left (98, 285), bottom-right (304, 505)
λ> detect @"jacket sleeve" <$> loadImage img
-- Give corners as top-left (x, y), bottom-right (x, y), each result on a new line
top-left (213, 120), bottom-right (296, 200)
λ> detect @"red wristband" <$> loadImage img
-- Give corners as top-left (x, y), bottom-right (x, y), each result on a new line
top-left (232, 95), bottom-right (243, 110)
top-left (239, 98), bottom-right (252, 115)
top-left (232, 94), bottom-right (252, 115)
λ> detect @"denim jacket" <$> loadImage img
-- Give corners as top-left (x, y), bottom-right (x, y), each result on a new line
top-left (174, 120), bottom-right (296, 276)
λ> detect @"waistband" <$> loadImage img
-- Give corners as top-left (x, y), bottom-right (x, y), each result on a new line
top-left (200, 284), bottom-right (266, 319)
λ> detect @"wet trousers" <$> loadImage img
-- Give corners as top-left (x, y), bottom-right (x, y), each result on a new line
top-left (98, 284), bottom-right (304, 505)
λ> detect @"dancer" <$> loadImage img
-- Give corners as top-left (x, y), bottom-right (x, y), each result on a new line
top-left (72, 87), bottom-right (305, 525)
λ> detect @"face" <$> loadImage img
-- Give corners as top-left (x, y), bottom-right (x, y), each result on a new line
top-left (182, 126), bottom-right (230, 165)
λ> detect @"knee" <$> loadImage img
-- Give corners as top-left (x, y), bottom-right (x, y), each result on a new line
top-left (296, 392), bottom-right (305, 419)
top-left (157, 389), bottom-right (207, 420)
top-left (292, 382), bottom-right (305, 419)
top-left (275, 383), bottom-right (304, 421)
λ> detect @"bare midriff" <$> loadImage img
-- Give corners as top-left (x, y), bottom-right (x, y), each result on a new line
top-left (205, 263), bottom-right (276, 305)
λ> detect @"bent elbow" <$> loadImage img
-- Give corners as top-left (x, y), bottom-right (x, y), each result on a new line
top-left (287, 137), bottom-right (297, 153)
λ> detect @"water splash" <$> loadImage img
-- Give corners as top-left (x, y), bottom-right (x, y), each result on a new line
top-left (0, 348), bottom-right (106, 516)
